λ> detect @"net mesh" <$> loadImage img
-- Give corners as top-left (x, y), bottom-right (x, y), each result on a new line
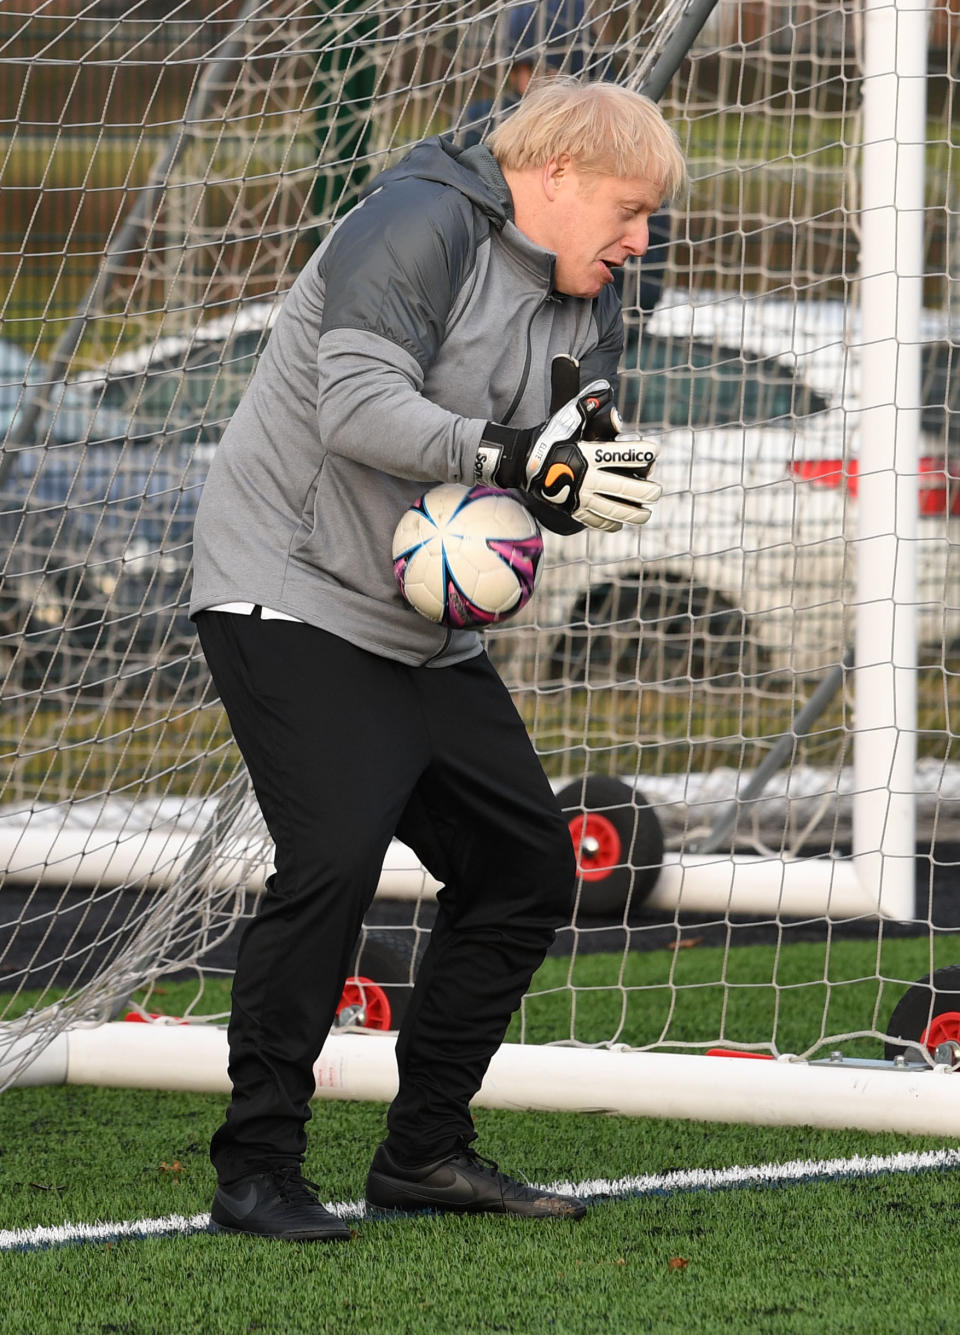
top-left (1, 0), bottom-right (958, 1098)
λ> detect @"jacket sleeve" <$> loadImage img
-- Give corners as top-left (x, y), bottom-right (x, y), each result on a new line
top-left (312, 180), bottom-right (487, 483)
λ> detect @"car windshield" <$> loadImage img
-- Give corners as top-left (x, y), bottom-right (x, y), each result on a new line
top-left (618, 332), bottom-right (830, 429)
top-left (94, 327), bottom-right (270, 430)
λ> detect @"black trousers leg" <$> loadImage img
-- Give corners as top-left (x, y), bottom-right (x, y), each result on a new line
top-left (196, 612), bottom-right (429, 1180)
top-left (386, 653), bottom-right (576, 1163)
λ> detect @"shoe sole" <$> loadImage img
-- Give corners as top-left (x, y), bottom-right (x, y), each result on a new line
top-left (365, 1199), bottom-right (586, 1221)
top-left (208, 1219), bottom-right (352, 1241)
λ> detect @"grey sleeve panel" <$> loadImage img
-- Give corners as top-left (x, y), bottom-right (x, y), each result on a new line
top-left (319, 179), bottom-right (480, 374)
top-left (578, 284), bottom-right (624, 389)
top-left (316, 327), bottom-right (486, 483)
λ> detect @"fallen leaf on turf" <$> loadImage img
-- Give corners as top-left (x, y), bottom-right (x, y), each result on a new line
top-left (668, 1257), bottom-right (689, 1271)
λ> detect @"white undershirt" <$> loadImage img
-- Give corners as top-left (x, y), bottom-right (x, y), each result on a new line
top-left (207, 602), bottom-right (303, 622)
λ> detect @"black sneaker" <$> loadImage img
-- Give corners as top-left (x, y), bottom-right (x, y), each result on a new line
top-left (365, 1142), bottom-right (587, 1219)
top-left (209, 1167), bottom-right (353, 1241)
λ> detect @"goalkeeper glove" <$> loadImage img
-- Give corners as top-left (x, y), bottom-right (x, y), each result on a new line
top-left (475, 355), bottom-right (663, 532)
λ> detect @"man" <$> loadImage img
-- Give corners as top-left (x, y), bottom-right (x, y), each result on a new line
top-left (190, 77), bottom-right (686, 1241)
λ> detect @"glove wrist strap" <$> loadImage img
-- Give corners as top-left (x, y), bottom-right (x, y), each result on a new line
top-left (476, 422), bottom-right (532, 489)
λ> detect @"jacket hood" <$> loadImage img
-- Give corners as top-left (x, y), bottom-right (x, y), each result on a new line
top-left (360, 137), bottom-right (513, 228)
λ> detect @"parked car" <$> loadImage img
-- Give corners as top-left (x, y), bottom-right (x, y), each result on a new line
top-left (507, 289), bottom-right (960, 687)
top-left (2, 290), bottom-right (956, 697)
top-left (0, 306), bottom-right (278, 696)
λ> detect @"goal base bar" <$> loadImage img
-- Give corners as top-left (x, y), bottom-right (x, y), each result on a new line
top-left (5, 1023), bottom-right (957, 1137)
top-left (0, 826), bottom-right (916, 920)
top-left (382, 849), bottom-right (915, 920)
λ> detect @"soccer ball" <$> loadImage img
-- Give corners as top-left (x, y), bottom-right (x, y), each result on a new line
top-left (392, 484), bottom-right (543, 628)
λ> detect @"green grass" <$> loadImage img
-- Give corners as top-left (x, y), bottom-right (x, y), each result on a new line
top-left (2, 1085), bottom-right (960, 1334)
top-left (5, 934), bottom-right (951, 1057)
top-left (0, 699), bottom-right (237, 806)
top-left (5, 652), bottom-right (956, 802)
top-left (5, 938), bottom-right (960, 1331)
top-left (4, 105), bottom-right (959, 359)
top-left (513, 935), bottom-right (947, 1059)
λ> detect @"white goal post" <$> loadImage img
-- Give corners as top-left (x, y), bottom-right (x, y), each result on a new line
top-left (2, 0), bottom-right (959, 1130)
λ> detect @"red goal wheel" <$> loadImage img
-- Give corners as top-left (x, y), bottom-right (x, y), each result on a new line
top-left (336, 977), bottom-right (393, 1031)
top-left (557, 775), bottom-right (664, 918)
top-left (920, 1011), bottom-right (960, 1053)
top-left (338, 929), bottom-right (420, 1032)
top-left (570, 811), bottom-right (623, 882)
top-left (884, 965), bottom-right (960, 1064)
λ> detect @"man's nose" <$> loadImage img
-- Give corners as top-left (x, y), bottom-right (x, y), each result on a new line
top-left (622, 219), bottom-right (650, 256)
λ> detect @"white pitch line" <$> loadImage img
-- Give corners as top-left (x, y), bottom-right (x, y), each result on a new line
top-left (4, 1147), bottom-right (960, 1252)
top-left (0, 1201), bottom-right (366, 1253)
top-left (545, 1146), bottom-right (960, 1200)
top-left (1, 1211), bottom-right (216, 1252)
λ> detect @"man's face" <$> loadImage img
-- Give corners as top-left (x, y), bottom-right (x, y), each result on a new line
top-left (543, 160), bottom-right (664, 299)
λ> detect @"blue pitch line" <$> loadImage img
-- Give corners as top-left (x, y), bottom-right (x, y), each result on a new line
top-left (4, 1148), bottom-right (960, 1253)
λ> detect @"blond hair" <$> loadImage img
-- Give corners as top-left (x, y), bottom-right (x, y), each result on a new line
top-left (486, 77), bottom-right (687, 200)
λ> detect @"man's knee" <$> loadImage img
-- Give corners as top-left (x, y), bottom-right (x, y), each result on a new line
top-left (548, 828), bottom-right (578, 919)
top-left (523, 815), bottom-right (578, 923)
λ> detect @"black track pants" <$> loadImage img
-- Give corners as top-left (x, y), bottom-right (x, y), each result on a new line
top-left (195, 611), bottom-right (576, 1179)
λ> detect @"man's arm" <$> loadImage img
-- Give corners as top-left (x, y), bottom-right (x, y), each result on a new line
top-left (314, 178), bottom-right (489, 484)
top-left (313, 182), bottom-right (660, 533)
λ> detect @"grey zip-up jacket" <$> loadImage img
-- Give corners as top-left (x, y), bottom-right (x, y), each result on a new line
top-left (189, 137), bottom-right (623, 666)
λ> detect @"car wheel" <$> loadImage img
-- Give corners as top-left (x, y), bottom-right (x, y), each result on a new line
top-left (548, 571), bottom-right (760, 686)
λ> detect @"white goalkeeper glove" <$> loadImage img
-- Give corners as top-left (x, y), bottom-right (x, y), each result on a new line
top-left (476, 355), bottom-right (663, 532)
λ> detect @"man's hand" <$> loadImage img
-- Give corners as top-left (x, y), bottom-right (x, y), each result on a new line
top-left (477, 356), bottom-right (663, 532)
top-left (524, 358), bottom-right (663, 531)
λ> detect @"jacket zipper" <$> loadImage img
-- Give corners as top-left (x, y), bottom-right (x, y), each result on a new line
top-left (423, 627), bottom-right (453, 665)
top-left (500, 293), bottom-right (558, 424)
top-left (426, 292), bottom-right (556, 665)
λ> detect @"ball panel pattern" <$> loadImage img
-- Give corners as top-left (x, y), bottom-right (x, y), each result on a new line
top-left (392, 484), bottom-right (543, 629)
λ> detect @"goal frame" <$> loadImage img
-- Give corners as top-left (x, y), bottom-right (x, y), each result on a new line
top-left (8, 1022), bottom-right (959, 1138)
top-left (1, 0), bottom-right (952, 1134)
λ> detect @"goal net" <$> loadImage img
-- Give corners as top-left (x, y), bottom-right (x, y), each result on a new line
top-left (2, 0), bottom-right (959, 1128)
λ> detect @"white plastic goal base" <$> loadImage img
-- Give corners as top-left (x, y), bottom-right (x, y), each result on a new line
top-left (383, 850), bottom-right (913, 920)
top-left (0, 802), bottom-right (915, 920)
top-left (0, 817), bottom-right (918, 923)
top-left (648, 853), bottom-right (913, 919)
top-left (5, 1022), bottom-right (958, 1137)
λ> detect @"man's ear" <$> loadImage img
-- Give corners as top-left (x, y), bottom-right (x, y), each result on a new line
top-left (542, 153), bottom-right (573, 200)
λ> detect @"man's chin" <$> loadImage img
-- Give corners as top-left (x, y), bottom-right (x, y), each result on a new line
top-left (556, 275), bottom-right (610, 299)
